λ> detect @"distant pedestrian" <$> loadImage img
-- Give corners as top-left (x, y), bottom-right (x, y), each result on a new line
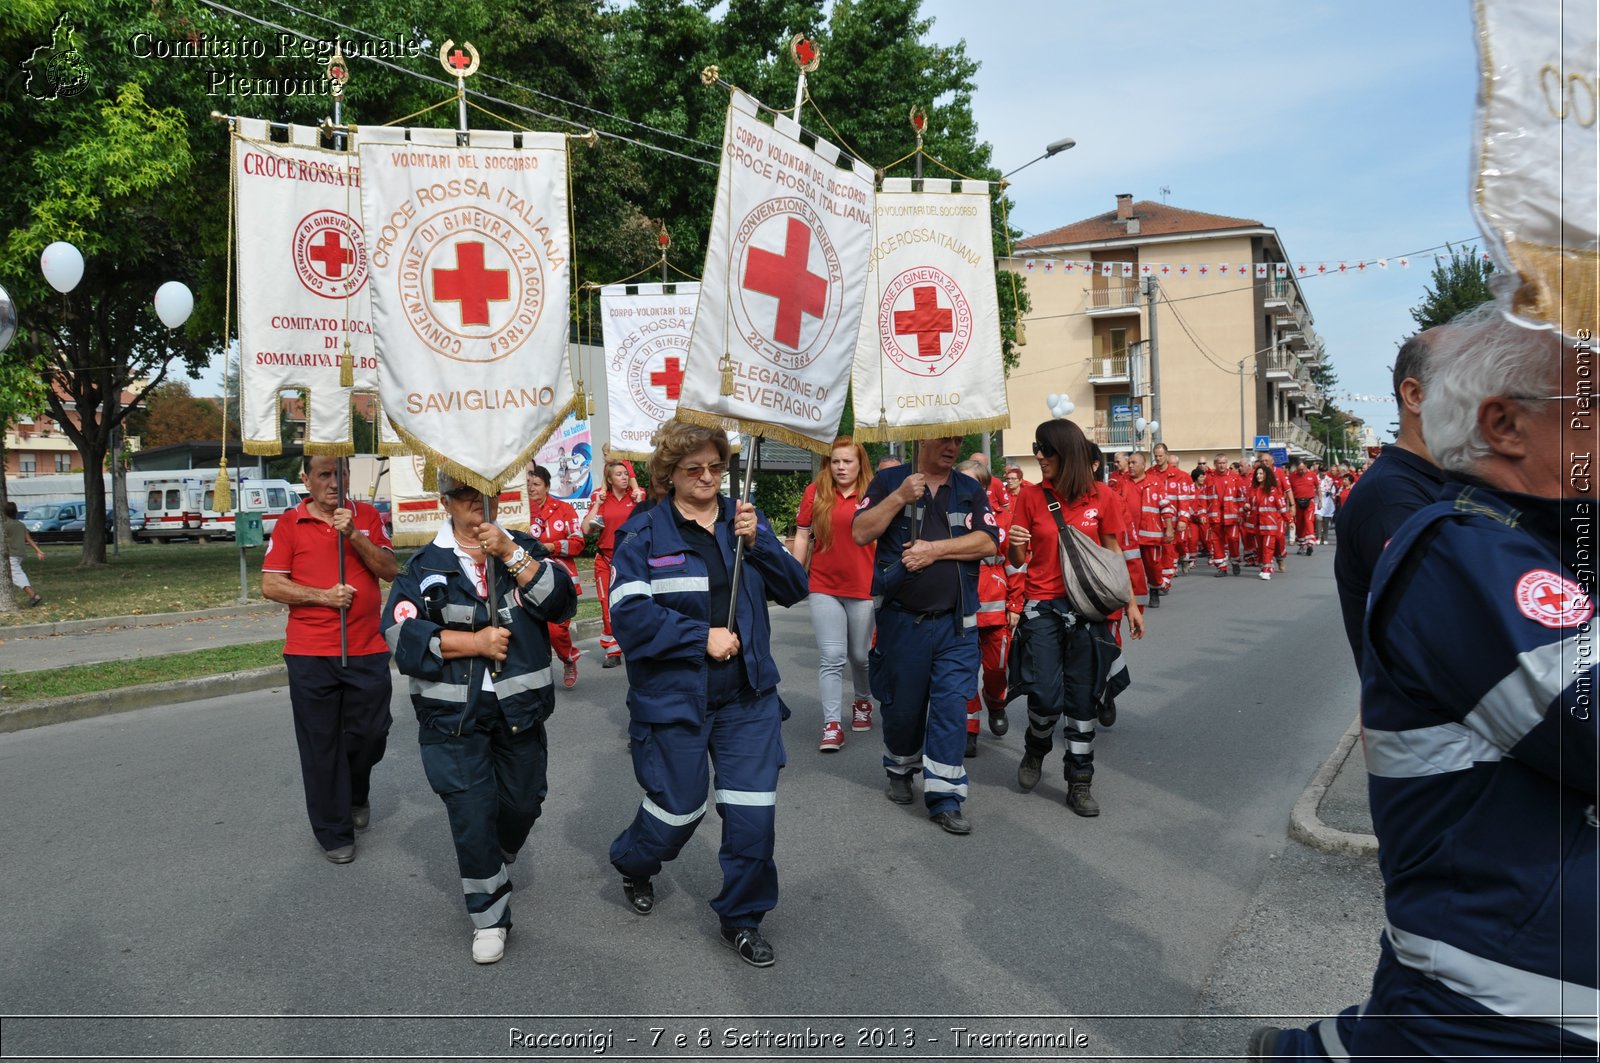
top-left (261, 456), bottom-right (398, 865)
top-left (582, 460), bottom-right (639, 667)
top-left (1243, 464), bottom-right (1287, 580)
top-left (4, 501), bottom-right (46, 608)
top-left (525, 464), bottom-right (584, 688)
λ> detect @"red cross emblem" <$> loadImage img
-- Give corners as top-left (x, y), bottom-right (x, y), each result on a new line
top-left (308, 230), bottom-right (353, 279)
top-left (649, 356), bottom-right (685, 400)
top-left (433, 241), bottom-right (510, 327)
top-left (1515, 569), bottom-right (1593, 628)
top-left (743, 217), bottom-right (826, 349)
top-left (1298, 264), bottom-right (1308, 274)
top-left (893, 285), bottom-right (955, 359)
top-left (448, 48), bottom-right (472, 71)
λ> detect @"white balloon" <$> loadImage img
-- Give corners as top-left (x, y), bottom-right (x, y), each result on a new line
top-left (1148, 420), bottom-right (1160, 434)
top-left (1061, 400), bottom-right (1076, 416)
top-left (154, 281), bottom-right (194, 329)
top-left (0, 283), bottom-right (16, 354)
top-left (1046, 393), bottom-right (1061, 410)
top-left (1135, 417), bottom-right (1147, 436)
top-left (40, 241), bottom-right (84, 294)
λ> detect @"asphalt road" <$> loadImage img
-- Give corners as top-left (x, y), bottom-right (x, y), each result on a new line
top-left (0, 549), bottom-right (1379, 1061)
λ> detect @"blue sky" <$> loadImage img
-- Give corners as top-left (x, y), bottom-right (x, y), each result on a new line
top-left (919, 0), bottom-right (1486, 438)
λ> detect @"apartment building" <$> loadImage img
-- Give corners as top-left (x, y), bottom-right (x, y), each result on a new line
top-left (1000, 194), bottom-right (1328, 472)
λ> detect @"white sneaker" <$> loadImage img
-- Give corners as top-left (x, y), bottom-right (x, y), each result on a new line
top-left (472, 927), bottom-right (507, 964)
top-left (1260, 570), bottom-right (1272, 581)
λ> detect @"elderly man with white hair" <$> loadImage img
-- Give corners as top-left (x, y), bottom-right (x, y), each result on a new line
top-left (1252, 302), bottom-right (1597, 1060)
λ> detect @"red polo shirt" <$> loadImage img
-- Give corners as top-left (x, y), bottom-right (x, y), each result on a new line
top-left (1011, 481), bottom-right (1126, 600)
top-left (262, 501), bottom-right (393, 656)
top-left (796, 481), bottom-right (874, 599)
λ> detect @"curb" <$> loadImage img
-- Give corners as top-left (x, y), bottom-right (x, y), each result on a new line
top-left (0, 664), bottom-right (289, 734)
top-left (0, 614), bottom-right (608, 734)
top-left (1, 602), bottom-right (285, 639)
top-left (1288, 715), bottom-right (1379, 858)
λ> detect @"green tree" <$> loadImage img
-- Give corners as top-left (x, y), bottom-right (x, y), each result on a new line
top-left (1410, 244), bottom-right (1494, 331)
top-left (140, 380), bottom-right (224, 448)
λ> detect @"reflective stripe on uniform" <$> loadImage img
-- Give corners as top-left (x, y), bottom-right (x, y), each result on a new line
top-left (494, 666), bottom-right (553, 697)
top-left (1385, 922), bottom-right (1600, 1041)
top-left (411, 678), bottom-right (470, 703)
top-left (642, 796), bottom-right (707, 827)
top-left (609, 580), bottom-right (652, 605)
top-left (977, 600), bottom-right (1006, 613)
top-left (443, 604), bottom-right (477, 625)
top-left (524, 561), bottom-right (556, 606)
top-left (651, 576), bottom-right (711, 595)
top-left (470, 893), bottom-right (509, 929)
top-left (925, 776), bottom-right (969, 797)
top-left (462, 866), bottom-right (510, 895)
top-left (714, 789), bottom-right (777, 807)
top-left (1364, 724), bottom-right (1504, 778)
top-left (1468, 636), bottom-right (1576, 752)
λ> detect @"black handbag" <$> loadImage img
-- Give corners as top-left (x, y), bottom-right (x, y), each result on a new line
top-left (1045, 495), bottom-right (1132, 621)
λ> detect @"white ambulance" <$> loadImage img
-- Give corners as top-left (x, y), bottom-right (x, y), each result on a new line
top-left (199, 478), bottom-right (299, 540)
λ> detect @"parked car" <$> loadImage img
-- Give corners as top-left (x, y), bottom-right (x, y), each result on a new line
top-left (23, 500), bottom-right (92, 543)
top-left (61, 503), bottom-right (148, 544)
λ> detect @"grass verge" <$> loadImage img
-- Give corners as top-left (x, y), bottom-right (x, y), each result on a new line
top-left (2, 543), bottom-right (603, 627)
top-left (1, 639), bottom-right (287, 701)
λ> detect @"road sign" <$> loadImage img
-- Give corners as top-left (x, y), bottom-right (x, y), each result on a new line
top-left (1253, 434), bottom-right (1271, 451)
top-left (1270, 447), bottom-right (1289, 466)
top-left (1112, 404), bottom-right (1132, 423)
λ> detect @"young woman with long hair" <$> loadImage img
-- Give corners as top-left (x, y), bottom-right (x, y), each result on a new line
top-left (1244, 463), bottom-right (1288, 580)
top-left (791, 436), bottom-right (877, 751)
top-left (1008, 419), bottom-right (1144, 817)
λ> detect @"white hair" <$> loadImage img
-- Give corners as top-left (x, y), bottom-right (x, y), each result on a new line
top-left (1420, 302), bottom-right (1561, 475)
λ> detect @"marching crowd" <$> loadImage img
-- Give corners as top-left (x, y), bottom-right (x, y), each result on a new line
top-left (256, 301), bottom-right (1593, 1063)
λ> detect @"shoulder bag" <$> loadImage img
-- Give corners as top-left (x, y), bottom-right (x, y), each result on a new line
top-left (1045, 494), bottom-right (1132, 621)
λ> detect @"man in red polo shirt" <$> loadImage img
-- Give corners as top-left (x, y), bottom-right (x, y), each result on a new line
top-left (262, 456), bottom-right (399, 865)
top-left (1286, 457), bottom-right (1319, 553)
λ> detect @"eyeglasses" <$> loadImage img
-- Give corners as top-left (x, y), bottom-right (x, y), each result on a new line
top-left (1032, 441), bottom-right (1056, 459)
top-left (677, 461), bottom-right (727, 480)
top-left (444, 488), bottom-right (483, 503)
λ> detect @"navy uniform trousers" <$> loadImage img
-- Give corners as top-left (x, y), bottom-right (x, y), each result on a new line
top-left (609, 689), bottom-right (785, 928)
top-left (284, 652), bottom-right (392, 852)
top-left (416, 690), bottom-right (548, 930)
top-left (870, 607), bottom-right (978, 816)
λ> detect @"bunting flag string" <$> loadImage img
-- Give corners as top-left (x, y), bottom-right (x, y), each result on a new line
top-left (1010, 251), bottom-right (1487, 281)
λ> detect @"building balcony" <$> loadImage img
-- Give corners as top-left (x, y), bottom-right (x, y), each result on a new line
top-left (1088, 354), bottom-right (1131, 384)
top-left (1263, 276), bottom-right (1294, 309)
top-left (1263, 348), bottom-right (1296, 383)
top-left (1092, 423), bottom-right (1142, 448)
top-left (1085, 282), bottom-right (1143, 317)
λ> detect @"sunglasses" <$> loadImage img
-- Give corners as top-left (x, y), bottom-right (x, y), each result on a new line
top-left (444, 487), bottom-right (483, 502)
top-left (1032, 441), bottom-right (1057, 459)
top-left (677, 461), bottom-right (727, 480)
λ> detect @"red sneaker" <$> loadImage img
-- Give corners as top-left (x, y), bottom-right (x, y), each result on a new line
top-left (819, 721), bottom-right (844, 751)
top-left (850, 698), bottom-right (873, 731)
top-left (562, 656), bottom-right (578, 689)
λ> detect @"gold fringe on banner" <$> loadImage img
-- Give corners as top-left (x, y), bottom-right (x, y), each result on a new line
top-left (339, 340), bottom-right (354, 388)
top-left (386, 393), bottom-right (582, 498)
top-left (242, 437), bottom-right (284, 457)
top-left (853, 413), bottom-right (1012, 444)
top-left (421, 460), bottom-right (437, 493)
top-left (675, 406), bottom-right (833, 456)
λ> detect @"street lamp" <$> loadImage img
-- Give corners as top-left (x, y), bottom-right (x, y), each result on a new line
top-left (1001, 137), bottom-right (1076, 182)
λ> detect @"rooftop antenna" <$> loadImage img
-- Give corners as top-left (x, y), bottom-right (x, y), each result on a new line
top-left (1159, 184), bottom-right (1171, 203)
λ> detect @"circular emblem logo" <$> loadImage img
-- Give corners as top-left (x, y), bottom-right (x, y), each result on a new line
top-left (399, 209), bottom-right (545, 363)
top-left (878, 266), bottom-right (972, 377)
top-left (626, 334), bottom-right (691, 423)
top-left (293, 211), bottom-right (369, 299)
top-left (392, 600), bottom-right (418, 622)
top-left (1514, 569), bottom-right (1593, 629)
top-left (731, 198), bottom-right (841, 370)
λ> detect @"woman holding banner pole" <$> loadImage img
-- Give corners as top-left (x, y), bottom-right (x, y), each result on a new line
top-left (582, 459), bottom-right (638, 667)
top-left (606, 420), bottom-right (809, 968)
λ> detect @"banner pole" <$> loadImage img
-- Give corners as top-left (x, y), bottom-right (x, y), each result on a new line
top-left (336, 458), bottom-right (349, 667)
top-left (328, 53), bottom-right (351, 669)
top-left (724, 436), bottom-right (760, 630)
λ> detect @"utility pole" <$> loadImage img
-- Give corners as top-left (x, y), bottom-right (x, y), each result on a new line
top-left (1143, 278), bottom-right (1162, 446)
top-left (1238, 359), bottom-right (1247, 466)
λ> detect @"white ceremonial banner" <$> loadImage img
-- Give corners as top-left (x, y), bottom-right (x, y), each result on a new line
top-left (356, 126), bottom-right (574, 492)
top-left (601, 282), bottom-right (701, 459)
top-left (678, 90), bottom-right (875, 453)
top-left (388, 453), bottom-right (529, 548)
top-left (233, 120), bottom-right (388, 456)
top-left (1473, 0), bottom-right (1597, 332)
top-left (851, 178), bottom-right (1007, 441)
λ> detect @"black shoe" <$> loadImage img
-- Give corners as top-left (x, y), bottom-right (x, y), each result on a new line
top-left (1066, 781), bottom-right (1100, 817)
top-left (1098, 696), bottom-right (1117, 728)
top-left (622, 876), bottom-right (654, 916)
top-left (323, 843), bottom-right (355, 864)
top-left (1246, 1025), bottom-right (1283, 1061)
top-left (1232, 561), bottom-right (1242, 575)
top-left (1146, 588), bottom-right (1161, 608)
top-left (501, 848), bottom-right (518, 865)
top-left (885, 775), bottom-right (914, 804)
top-left (352, 803), bottom-right (370, 831)
top-left (602, 655), bottom-right (622, 669)
top-left (720, 925), bottom-right (775, 968)
top-left (930, 809), bottom-right (971, 835)
top-left (27, 595), bottom-right (42, 608)
top-left (1017, 752), bottom-right (1042, 792)
top-left (988, 707), bottom-right (1009, 736)
top-left (1305, 544), bottom-right (1314, 556)
top-left (964, 733), bottom-right (978, 758)
top-left (1213, 567), bottom-right (1228, 578)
